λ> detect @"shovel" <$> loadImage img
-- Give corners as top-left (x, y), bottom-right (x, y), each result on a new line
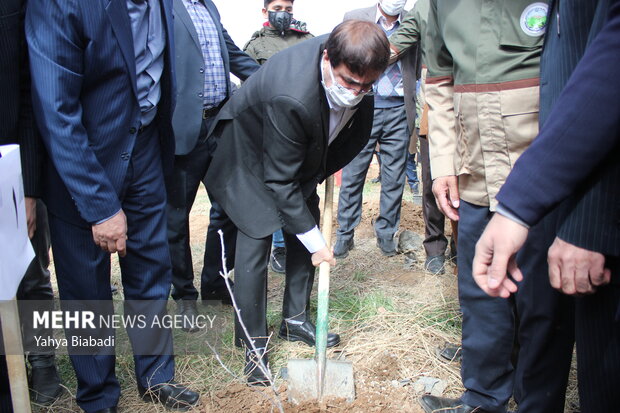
top-left (287, 175), bottom-right (355, 404)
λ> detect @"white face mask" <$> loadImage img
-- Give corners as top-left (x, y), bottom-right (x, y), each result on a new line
top-left (379, 0), bottom-right (407, 16)
top-left (321, 61), bottom-right (367, 108)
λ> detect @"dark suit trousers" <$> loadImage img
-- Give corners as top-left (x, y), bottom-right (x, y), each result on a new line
top-left (48, 125), bottom-right (174, 412)
top-left (419, 133), bottom-right (448, 257)
top-left (458, 201), bottom-right (574, 413)
top-left (16, 200), bottom-right (54, 354)
top-left (167, 118), bottom-right (236, 301)
top-left (575, 264), bottom-right (620, 413)
top-left (234, 192), bottom-right (320, 347)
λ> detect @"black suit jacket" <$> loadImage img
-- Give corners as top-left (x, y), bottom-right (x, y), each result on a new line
top-left (497, 0), bottom-right (620, 261)
top-left (205, 35), bottom-right (374, 239)
top-left (0, 0), bottom-right (43, 198)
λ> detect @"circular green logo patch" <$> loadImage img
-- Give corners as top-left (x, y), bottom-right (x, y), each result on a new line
top-left (520, 2), bottom-right (548, 37)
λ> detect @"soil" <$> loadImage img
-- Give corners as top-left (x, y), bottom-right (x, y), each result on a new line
top-left (203, 375), bottom-right (426, 413)
top-left (196, 169), bottom-right (450, 413)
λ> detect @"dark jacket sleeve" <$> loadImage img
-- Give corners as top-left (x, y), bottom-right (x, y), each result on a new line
top-left (262, 95), bottom-right (318, 234)
top-left (496, 1), bottom-right (620, 227)
top-left (18, 0), bottom-right (44, 198)
top-left (0, 0), bottom-right (43, 198)
top-left (222, 25), bottom-right (260, 80)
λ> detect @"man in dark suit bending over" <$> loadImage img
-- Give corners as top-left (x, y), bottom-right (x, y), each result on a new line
top-left (205, 20), bottom-right (390, 385)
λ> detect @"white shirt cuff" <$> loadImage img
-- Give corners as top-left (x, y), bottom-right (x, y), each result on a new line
top-left (296, 226), bottom-right (327, 253)
top-left (495, 204), bottom-right (530, 229)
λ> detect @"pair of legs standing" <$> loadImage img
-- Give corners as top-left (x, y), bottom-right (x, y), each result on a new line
top-left (167, 117), bottom-right (237, 309)
top-left (423, 201), bottom-right (575, 413)
top-left (335, 105), bottom-right (409, 257)
top-left (48, 126), bottom-right (194, 412)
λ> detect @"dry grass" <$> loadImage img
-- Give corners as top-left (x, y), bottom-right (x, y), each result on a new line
top-left (34, 168), bottom-right (578, 412)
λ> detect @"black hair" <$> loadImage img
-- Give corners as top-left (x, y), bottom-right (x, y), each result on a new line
top-left (264, 0), bottom-right (294, 8)
top-left (326, 20), bottom-right (390, 76)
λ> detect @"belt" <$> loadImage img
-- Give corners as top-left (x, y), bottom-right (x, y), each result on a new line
top-left (202, 106), bottom-right (220, 119)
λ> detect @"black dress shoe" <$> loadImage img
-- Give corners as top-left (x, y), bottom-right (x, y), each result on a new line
top-left (245, 347), bottom-right (271, 386)
top-left (269, 246), bottom-right (286, 273)
top-left (425, 255), bottom-right (446, 275)
top-left (376, 237), bottom-right (397, 256)
top-left (278, 320), bottom-right (340, 347)
top-left (176, 300), bottom-right (199, 333)
top-left (333, 237), bottom-right (354, 258)
top-left (202, 284), bottom-right (233, 306)
top-left (138, 381), bottom-right (199, 411)
top-left (28, 354), bottom-right (63, 406)
top-left (420, 395), bottom-right (488, 413)
top-left (93, 408), bottom-right (118, 413)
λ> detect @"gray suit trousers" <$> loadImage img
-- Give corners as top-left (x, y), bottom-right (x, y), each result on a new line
top-left (337, 105), bottom-right (408, 240)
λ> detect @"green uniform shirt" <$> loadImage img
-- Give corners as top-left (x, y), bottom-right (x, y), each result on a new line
top-left (390, 0), bottom-right (430, 66)
top-left (425, 0), bottom-right (549, 208)
top-left (243, 25), bottom-right (314, 65)
top-left (389, 0), bottom-right (430, 129)
top-left (426, 0), bottom-right (548, 85)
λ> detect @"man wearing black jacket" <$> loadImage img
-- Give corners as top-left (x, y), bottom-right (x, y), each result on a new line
top-left (205, 20), bottom-right (390, 385)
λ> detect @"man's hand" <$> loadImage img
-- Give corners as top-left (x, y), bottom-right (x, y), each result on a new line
top-left (432, 176), bottom-right (460, 221)
top-left (472, 214), bottom-right (529, 298)
top-left (311, 246), bottom-right (336, 267)
top-left (547, 237), bottom-right (611, 295)
top-left (92, 210), bottom-right (128, 257)
top-left (25, 197), bottom-right (37, 239)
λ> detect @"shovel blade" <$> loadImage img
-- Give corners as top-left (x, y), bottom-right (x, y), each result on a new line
top-left (287, 359), bottom-right (355, 404)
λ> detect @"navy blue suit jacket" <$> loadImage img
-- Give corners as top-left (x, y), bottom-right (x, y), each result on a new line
top-left (172, 0), bottom-right (259, 155)
top-left (26, 0), bottom-right (176, 226)
top-left (497, 0), bottom-right (620, 257)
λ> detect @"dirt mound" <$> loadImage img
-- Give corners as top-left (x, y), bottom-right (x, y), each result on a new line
top-left (202, 379), bottom-right (425, 413)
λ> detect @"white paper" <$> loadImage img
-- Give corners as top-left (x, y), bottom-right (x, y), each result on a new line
top-left (0, 144), bottom-right (35, 300)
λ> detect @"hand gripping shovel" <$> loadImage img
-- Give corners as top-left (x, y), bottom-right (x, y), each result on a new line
top-left (287, 175), bottom-right (355, 404)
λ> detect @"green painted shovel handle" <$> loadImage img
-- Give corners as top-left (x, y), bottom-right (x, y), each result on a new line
top-left (315, 175), bottom-right (334, 399)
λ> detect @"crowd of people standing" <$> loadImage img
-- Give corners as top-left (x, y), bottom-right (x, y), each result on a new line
top-left (0, 0), bottom-right (618, 412)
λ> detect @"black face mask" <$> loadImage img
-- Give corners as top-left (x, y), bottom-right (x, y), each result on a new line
top-left (268, 10), bottom-right (293, 35)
